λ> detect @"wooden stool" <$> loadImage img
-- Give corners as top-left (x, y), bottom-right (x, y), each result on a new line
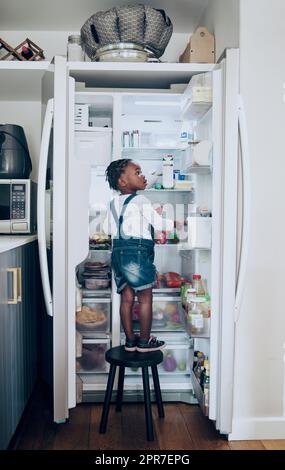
top-left (99, 346), bottom-right (164, 441)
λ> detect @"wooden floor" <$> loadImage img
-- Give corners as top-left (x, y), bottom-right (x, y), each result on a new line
top-left (10, 383), bottom-right (285, 451)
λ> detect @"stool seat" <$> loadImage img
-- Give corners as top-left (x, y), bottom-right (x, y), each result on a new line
top-left (99, 345), bottom-right (165, 441)
top-left (106, 346), bottom-right (163, 368)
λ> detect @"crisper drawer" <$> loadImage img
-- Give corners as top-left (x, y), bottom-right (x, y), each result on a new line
top-left (159, 343), bottom-right (191, 375)
top-left (132, 296), bottom-right (184, 332)
top-left (76, 298), bottom-right (111, 334)
top-left (76, 338), bottom-right (110, 374)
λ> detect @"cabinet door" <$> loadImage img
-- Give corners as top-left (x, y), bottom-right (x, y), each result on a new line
top-left (10, 243), bottom-right (38, 438)
top-left (0, 248), bottom-right (17, 449)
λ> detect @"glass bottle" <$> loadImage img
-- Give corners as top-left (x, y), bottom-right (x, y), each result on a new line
top-left (192, 274), bottom-right (205, 296)
top-left (67, 34), bottom-right (84, 61)
top-left (203, 363), bottom-right (210, 414)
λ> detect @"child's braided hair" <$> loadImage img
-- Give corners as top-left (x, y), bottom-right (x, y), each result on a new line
top-left (105, 159), bottom-right (132, 190)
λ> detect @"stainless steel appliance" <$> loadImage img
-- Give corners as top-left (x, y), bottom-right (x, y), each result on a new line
top-left (0, 179), bottom-right (36, 234)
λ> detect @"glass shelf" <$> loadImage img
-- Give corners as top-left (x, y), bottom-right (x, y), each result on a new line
top-left (142, 189), bottom-right (193, 193)
top-left (122, 146), bottom-right (189, 152)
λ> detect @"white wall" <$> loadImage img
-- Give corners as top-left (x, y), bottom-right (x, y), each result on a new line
top-left (1, 31), bottom-right (189, 62)
top-left (231, 0), bottom-right (285, 439)
top-left (199, 0), bottom-right (240, 61)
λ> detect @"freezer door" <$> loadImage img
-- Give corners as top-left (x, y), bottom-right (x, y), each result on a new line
top-left (212, 49), bottom-right (240, 434)
top-left (40, 56), bottom-right (69, 423)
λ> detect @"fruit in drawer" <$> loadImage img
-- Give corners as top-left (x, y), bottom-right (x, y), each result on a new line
top-left (164, 303), bottom-right (177, 315)
top-left (163, 351), bottom-right (177, 372)
top-left (177, 361), bottom-right (187, 371)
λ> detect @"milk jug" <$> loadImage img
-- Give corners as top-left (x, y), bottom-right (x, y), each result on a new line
top-left (162, 154), bottom-right (174, 189)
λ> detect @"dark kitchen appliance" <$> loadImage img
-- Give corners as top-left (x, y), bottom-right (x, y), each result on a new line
top-left (0, 124), bottom-right (32, 179)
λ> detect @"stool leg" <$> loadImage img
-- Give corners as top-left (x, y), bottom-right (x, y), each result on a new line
top-left (151, 365), bottom-right (165, 418)
top-left (99, 364), bottom-right (116, 434)
top-left (142, 366), bottom-right (154, 442)
top-left (116, 365), bottom-right (125, 412)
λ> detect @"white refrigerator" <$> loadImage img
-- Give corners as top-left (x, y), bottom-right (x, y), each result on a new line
top-left (37, 50), bottom-right (242, 435)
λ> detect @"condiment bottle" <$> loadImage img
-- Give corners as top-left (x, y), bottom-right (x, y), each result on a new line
top-left (192, 274), bottom-right (205, 296)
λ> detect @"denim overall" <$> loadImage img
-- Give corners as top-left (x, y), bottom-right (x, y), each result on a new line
top-left (111, 194), bottom-right (156, 293)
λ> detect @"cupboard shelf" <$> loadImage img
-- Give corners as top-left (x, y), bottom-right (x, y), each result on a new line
top-left (0, 61), bottom-right (51, 101)
top-left (69, 62), bottom-right (215, 89)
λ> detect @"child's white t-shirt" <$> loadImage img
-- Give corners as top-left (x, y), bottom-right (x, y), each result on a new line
top-left (107, 193), bottom-right (174, 240)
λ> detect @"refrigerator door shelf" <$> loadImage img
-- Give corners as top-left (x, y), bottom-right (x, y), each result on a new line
top-left (191, 371), bottom-right (209, 417)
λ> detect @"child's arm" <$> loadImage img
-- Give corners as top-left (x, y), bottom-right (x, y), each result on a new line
top-left (138, 195), bottom-right (174, 232)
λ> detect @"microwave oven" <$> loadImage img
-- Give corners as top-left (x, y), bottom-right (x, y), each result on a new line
top-left (0, 179), bottom-right (37, 234)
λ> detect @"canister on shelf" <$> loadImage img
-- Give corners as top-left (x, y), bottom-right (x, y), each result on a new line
top-left (67, 34), bottom-right (84, 61)
top-left (131, 130), bottom-right (140, 148)
top-left (122, 131), bottom-right (131, 148)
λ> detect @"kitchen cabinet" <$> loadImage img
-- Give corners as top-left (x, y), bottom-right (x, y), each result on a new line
top-left (0, 241), bottom-right (38, 449)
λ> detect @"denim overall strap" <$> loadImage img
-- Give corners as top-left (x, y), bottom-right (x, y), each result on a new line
top-left (119, 194), bottom-right (138, 239)
top-left (110, 194), bottom-right (137, 239)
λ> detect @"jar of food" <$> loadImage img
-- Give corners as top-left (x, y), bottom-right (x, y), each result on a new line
top-left (67, 34), bottom-right (84, 61)
top-left (187, 296), bottom-right (209, 336)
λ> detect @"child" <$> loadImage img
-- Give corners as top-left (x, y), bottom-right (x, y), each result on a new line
top-left (105, 159), bottom-right (174, 352)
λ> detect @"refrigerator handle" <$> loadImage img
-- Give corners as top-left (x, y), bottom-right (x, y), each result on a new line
top-left (37, 99), bottom-right (54, 317)
top-left (235, 95), bottom-right (252, 322)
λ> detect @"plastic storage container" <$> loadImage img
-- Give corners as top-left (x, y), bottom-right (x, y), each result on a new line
top-left (160, 344), bottom-right (190, 374)
top-left (76, 298), bottom-right (111, 334)
top-left (131, 296), bottom-right (184, 332)
top-left (76, 339), bottom-right (110, 373)
top-left (187, 216), bottom-right (212, 249)
top-left (186, 296), bottom-right (210, 337)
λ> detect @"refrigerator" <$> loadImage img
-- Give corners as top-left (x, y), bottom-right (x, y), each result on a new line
top-left (37, 49), bottom-right (240, 434)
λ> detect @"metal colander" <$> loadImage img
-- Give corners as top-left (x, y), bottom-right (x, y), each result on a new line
top-left (81, 4), bottom-right (173, 61)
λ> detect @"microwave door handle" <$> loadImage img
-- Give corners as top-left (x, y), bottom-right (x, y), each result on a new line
top-left (37, 99), bottom-right (53, 317)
